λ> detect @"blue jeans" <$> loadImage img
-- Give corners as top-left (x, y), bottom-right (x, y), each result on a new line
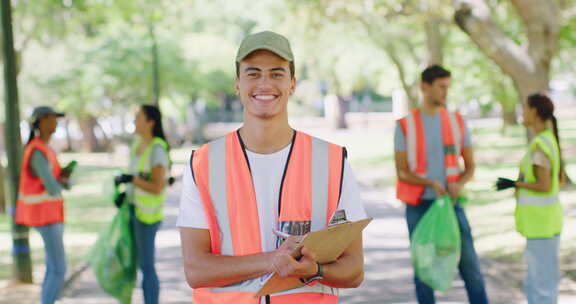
top-left (525, 236), bottom-right (560, 304)
top-left (130, 206), bottom-right (161, 304)
top-left (35, 223), bottom-right (66, 304)
top-left (406, 199), bottom-right (489, 304)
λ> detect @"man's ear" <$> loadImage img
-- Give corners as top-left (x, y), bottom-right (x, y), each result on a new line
top-left (235, 78), bottom-right (240, 96)
top-left (290, 77), bottom-right (297, 95)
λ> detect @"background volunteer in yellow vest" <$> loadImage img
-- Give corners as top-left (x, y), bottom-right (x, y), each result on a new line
top-left (178, 31), bottom-right (368, 303)
top-left (114, 105), bottom-right (170, 304)
top-left (15, 106), bottom-right (75, 304)
top-left (394, 66), bottom-right (489, 304)
top-left (495, 93), bottom-right (565, 304)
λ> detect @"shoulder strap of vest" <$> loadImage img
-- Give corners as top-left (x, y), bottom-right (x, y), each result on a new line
top-left (25, 138), bottom-right (56, 164)
top-left (189, 150), bottom-right (196, 185)
top-left (532, 131), bottom-right (556, 163)
top-left (454, 111), bottom-right (465, 135)
top-left (136, 137), bottom-right (170, 171)
top-left (338, 147), bottom-right (347, 202)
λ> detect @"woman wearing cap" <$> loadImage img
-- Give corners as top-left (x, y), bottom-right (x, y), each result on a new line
top-left (114, 105), bottom-right (171, 304)
top-left (15, 106), bottom-right (73, 304)
top-left (495, 93), bottom-right (565, 304)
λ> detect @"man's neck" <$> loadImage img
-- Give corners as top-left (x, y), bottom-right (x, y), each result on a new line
top-left (39, 133), bottom-right (51, 143)
top-left (239, 117), bottom-right (293, 154)
top-left (420, 101), bottom-right (442, 115)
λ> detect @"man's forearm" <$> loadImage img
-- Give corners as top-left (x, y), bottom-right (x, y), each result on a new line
top-left (398, 169), bottom-right (433, 186)
top-left (184, 251), bottom-right (274, 288)
top-left (457, 166), bottom-right (475, 186)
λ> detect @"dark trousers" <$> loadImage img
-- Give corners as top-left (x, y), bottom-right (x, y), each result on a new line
top-left (406, 199), bottom-right (489, 304)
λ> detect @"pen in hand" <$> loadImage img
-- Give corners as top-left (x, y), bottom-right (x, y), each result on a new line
top-left (273, 229), bottom-right (292, 240)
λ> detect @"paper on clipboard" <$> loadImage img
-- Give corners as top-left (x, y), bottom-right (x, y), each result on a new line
top-left (255, 217), bottom-right (373, 297)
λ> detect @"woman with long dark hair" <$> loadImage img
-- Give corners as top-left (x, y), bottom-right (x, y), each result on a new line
top-left (115, 105), bottom-right (171, 304)
top-left (496, 93), bottom-right (565, 304)
top-left (15, 106), bottom-right (74, 304)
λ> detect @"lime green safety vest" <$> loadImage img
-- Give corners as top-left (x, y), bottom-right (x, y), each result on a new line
top-left (516, 129), bottom-right (563, 239)
top-left (131, 137), bottom-right (169, 224)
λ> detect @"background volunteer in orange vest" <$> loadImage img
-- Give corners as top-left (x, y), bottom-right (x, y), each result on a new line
top-left (114, 105), bottom-right (171, 304)
top-left (394, 65), bottom-right (489, 304)
top-left (15, 106), bottom-right (74, 304)
top-left (178, 31), bottom-right (367, 303)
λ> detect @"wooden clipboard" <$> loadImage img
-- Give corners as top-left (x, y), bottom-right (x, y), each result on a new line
top-left (255, 218), bottom-right (373, 297)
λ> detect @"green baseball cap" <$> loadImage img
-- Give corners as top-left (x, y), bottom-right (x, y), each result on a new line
top-left (236, 31), bottom-right (294, 63)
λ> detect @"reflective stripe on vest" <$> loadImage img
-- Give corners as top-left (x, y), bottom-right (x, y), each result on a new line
top-left (191, 131), bottom-right (343, 303)
top-left (516, 129), bottom-right (562, 238)
top-left (18, 192), bottom-right (63, 204)
top-left (132, 137), bottom-right (168, 224)
top-left (396, 108), bottom-right (465, 205)
top-left (15, 138), bottom-right (64, 226)
top-left (517, 195), bottom-right (559, 206)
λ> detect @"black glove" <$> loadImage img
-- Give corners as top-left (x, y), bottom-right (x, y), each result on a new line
top-left (495, 177), bottom-right (516, 191)
top-left (114, 174), bottom-right (134, 185)
top-left (114, 192), bottom-right (126, 208)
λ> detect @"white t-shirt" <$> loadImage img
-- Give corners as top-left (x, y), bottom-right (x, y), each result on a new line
top-left (177, 144), bottom-right (368, 253)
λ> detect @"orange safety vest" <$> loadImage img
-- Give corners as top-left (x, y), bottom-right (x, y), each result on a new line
top-left (396, 108), bottom-right (465, 205)
top-left (191, 130), bottom-right (346, 304)
top-left (15, 138), bottom-right (64, 226)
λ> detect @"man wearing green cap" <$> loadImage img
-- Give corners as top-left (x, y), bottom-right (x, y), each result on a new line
top-left (178, 31), bottom-right (367, 303)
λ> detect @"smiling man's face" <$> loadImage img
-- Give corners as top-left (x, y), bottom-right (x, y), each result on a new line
top-left (236, 49), bottom-right (296, 121)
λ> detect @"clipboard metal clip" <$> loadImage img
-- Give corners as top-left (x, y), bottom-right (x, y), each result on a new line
top-left (328, 209), bottom-right (348, 226)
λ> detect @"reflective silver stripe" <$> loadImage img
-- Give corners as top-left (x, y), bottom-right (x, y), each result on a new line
top-left (273, 284), bottom-right (338, 296)
top-left (311, 137), bottom-right (329, 232)
top-left (518, 194), bottom-right (559, 206)
top-left (132, 201), bottom-right (163, 214)
top-left (209, 278), bottom-right (261, 293)
top-left (405, 113), bottom-right (418, 172)
top-left (18, 192), bottom-right (62, 204)
top-left (208, 137), bottom-right (234, 256)
top-left (446, 167), bottom-right (460, 177)
top-left (448, 112), bottom-right (462, 157)
top-left (209, 278), bottom-right (340, 295)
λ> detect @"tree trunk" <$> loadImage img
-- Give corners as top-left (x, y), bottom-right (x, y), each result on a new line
top-left (502, 108), bottom-right (517, 126)
top-left (63, 119), bottom-right (74, 152)
top-left (336, 95), bottom-right (349, 129)
top-left (1, 0), bottom-right (33, 283)
top-left (78, 115), bottom-right (102, 152)
top-left (513, 75), bottom-right (550, 106)
top-left (425, 16), bottom-right (444, 66)
top-left (361, 20), bottom-right (423, 111)
top-left (0, 163), bottom-right (5, 214)
top-left (149, 23), bottom-right (160, 107)
top-left (454, 0), bottom-right (558, 107)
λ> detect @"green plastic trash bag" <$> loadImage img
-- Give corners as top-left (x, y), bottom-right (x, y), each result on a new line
top-left (88, 203), bottom-right (137, 304)
top-left (411, 195), bottom-right (461, 291)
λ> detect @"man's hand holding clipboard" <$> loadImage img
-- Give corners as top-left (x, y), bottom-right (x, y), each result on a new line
top-left (256, 218), bottom-right (373, 297)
